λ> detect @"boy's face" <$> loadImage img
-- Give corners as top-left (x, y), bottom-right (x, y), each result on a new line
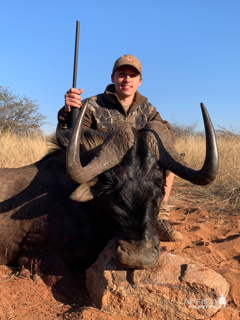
top-left (111, 65), bottom-right (142, 101)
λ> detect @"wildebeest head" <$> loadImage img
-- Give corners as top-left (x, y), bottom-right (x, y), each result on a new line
top-left (65, 127), bottom-right (164, 269)
top-left (64, 101), bottom-right (218, 269)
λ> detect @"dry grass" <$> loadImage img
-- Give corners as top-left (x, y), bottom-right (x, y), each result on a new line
top-left (0, 132), bottom-right (48, 168)
top-left (173, 134), bottom-right (240, 213)
top-left (0, 131), bottom-right (239, 212)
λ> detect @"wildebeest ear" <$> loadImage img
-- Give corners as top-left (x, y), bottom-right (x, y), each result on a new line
top-left (70, 178), bottom-right (98, 202)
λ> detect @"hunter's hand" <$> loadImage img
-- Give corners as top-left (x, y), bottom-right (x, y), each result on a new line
top-left (64, 88), bottom-right (83, 112)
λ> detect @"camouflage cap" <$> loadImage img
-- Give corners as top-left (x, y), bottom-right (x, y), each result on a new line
top-left (112, 54), bottom-right (142, 76)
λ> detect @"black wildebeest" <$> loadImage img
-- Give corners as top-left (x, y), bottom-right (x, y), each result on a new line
top-left (0, 102), bottom-right (218, 302)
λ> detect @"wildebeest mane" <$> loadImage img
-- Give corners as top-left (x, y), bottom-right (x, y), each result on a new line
top-left (36, 128), bottom-right (107, 166)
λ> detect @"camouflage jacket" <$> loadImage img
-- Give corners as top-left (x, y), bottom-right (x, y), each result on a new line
top-left (57, 84), bottom-right (175, 142)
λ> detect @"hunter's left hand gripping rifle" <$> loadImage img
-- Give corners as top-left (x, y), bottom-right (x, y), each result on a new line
top-left (69, 20), bottom-right (80, 128)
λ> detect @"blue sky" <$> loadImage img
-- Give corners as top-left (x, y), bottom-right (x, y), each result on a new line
top-left (1, 0), bottom-right (239, 133)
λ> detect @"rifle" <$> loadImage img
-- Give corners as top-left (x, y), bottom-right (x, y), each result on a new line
top-left (69, 20), bottom-right (80, 128)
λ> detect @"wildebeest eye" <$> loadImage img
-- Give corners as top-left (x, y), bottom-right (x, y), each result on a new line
top-left (154, 177), bottom-right (164, 189)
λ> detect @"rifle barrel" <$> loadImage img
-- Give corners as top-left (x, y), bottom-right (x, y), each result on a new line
top-left (70, 20), bottom-right (80, 128)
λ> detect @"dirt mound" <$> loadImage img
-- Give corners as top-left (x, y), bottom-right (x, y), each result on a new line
top-left (0, 198), bottom-right (239, 320)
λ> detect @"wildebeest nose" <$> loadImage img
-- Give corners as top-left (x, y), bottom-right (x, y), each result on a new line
top-left (115, 236), bottom-right (160, 269)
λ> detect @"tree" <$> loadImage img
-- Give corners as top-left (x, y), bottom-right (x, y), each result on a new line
top-left (0, 86), bottom-right (46, 135)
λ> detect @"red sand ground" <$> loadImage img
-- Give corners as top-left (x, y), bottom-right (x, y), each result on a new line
top-left (0, 189), bottom-right (239, 320)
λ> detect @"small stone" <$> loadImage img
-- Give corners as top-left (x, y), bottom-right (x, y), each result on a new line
top-left (31, 273), bottom-right (39, 281)
top-left (18, 268), bottom-right (31, 279)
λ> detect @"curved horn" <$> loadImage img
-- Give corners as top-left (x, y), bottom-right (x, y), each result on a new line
top-left (66, 101), bottom-right (135, 184)
top-left (142, 103), bottom-right (219, 185)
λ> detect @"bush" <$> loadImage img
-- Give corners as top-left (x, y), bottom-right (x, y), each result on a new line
top-left (0, 86), bottom-right (46, 135)
top-left (171, 121), bottom-right (201, 138)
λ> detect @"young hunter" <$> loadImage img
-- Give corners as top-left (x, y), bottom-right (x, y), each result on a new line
top-left (57, 54), bottom-right (182, 242)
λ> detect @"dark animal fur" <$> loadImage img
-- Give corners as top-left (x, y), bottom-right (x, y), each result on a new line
top-left (0, 128), bottom-right (165, 302)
